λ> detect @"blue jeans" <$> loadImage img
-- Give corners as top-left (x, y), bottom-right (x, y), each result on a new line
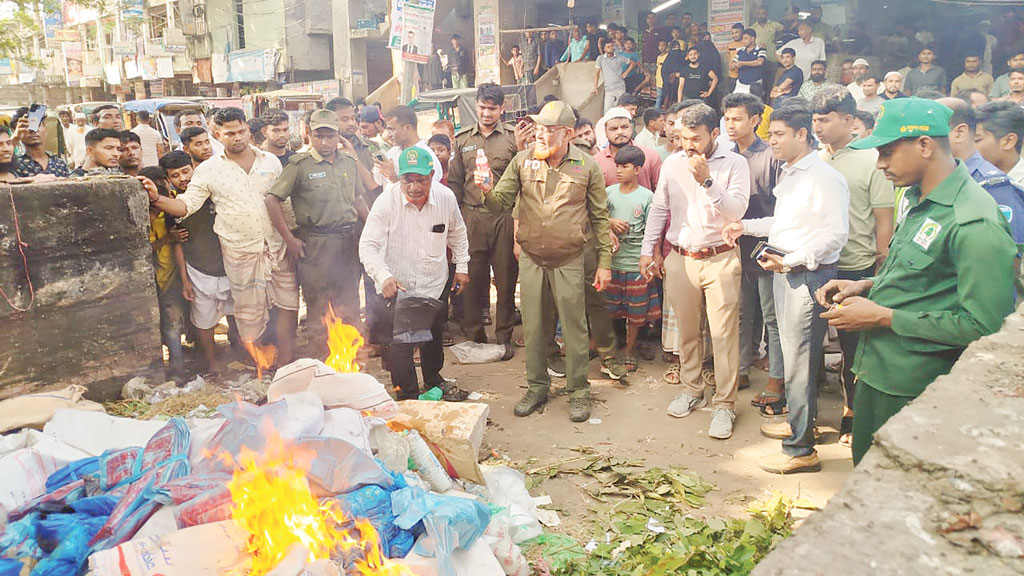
top-left (740, 269), bottom-right (783, 379)
top-left (655, 86), bottom-right (664, 109)
top-left (774, 266), bottom-right (835, 457)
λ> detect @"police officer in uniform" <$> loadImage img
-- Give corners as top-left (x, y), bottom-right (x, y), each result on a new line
top-left (479, 101), bottom-right (614, 423)
top-left (266, 109), bottom-right (368, 354)
top-left (449, 83), bottom-right (521, 358)
top-left (817, 98), bottom-right (1018, 465)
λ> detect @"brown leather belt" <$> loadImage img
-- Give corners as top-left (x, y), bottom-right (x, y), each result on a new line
top-left (670, 243), bottom-right (734, 260)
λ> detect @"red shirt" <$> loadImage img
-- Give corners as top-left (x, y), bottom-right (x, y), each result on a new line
top-left (595, 144), bottom-right (664, 191)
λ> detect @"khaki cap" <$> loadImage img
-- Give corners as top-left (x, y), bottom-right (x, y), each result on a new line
top-left (309, 109), bottom-right (339, 131)
top-left (528, 101), bottom-right (576, 128)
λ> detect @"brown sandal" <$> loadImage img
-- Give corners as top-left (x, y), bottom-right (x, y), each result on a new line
top-left (663, 363), bottom-right (680, 384)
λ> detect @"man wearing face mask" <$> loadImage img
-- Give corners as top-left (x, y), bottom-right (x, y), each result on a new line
top-left (639, 103), bottom-right (750, 441)
top-left (479, 101), bottom-right (613, 423)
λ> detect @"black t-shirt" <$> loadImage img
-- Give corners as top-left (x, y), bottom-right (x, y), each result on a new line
top-left (681, 65), bottom-right (711, 98)
top-left (177, 198), bottom-right (226, 277)
top-left (586, 31), bottom-right (608, 60)
top-left (276, 149), bottom-right (295, 167)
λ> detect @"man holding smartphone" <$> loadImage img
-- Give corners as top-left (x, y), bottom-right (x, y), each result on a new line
top-left (12, 106), bottom-right (70, 179)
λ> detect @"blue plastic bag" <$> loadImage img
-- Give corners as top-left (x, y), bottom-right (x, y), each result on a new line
top-left (0, 559), bottom-right (26, 576)
top-left (334, 481), bottom-right (416, 559)
top-left (45, 456), bottom-right (99, 492)
top-left (69, 495), bottom-right (120, 517)
top-left (30, 521), bottom-right (101, 576)
top-left (0, 513), bottom-right (42, 560)
top-left (390, 487), bottom-right (491, 576)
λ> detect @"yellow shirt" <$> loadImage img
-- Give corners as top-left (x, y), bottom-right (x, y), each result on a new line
top-left (757, 105), bottom-right (773, 140)
top-left (656, 52), bottom-right (669, 88)
top-left (149, 200), bottom-right (177, 294)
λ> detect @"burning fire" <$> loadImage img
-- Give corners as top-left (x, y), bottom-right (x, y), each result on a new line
top-left (323, 303), bottom-right (363, 373)
top-left (244, 341), bottom-right (277, 379)
top-left (223, 430), bottom-right (413, 575)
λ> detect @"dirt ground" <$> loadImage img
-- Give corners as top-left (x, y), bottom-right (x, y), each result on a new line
top-left (356, 313), bottom-right (854, 537)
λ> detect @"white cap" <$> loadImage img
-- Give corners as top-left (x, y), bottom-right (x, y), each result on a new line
top-left (852, 58), bottom-right (870, 68)
top-left (73, 112), bottom-right (86, 120)
top-left (883, 71), bottom-right (903, 81)
top-left (600, 107), bottom-right (632, 124)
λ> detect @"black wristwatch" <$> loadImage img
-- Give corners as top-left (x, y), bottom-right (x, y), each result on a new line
top-left (701, 178), bottom-right (713, 189)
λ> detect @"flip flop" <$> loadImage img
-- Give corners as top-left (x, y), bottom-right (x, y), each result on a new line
top-left (757, 398), bottom-right (789, 416)
top-left (839, 416), bottom-right (854, 448)
top-left (663, 363), bottom-right (681, 384)
top-left (750, 389), bottom-right (784, 408)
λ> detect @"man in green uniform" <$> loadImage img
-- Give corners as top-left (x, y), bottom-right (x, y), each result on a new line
top-left (449, 83), bottom-right (520, 358)
top-left (817, 98), bottom-right (1017, 465)
top-left (266, 109), bottom-right (368, 354)
top-left (478, 101), bottom-right (613, 422)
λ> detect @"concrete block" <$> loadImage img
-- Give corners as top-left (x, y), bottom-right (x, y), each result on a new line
top-left (0, 178), bottom-right (160, 401)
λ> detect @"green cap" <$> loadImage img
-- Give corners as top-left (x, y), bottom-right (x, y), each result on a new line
top-left (308, 109), bottom-right (339, 132)
top-left (398, 146), bottom-right (435, 176)
top-left (528, 100), bottom-right (576, 128)
top-left (849, 97), bottom-right (952, 150)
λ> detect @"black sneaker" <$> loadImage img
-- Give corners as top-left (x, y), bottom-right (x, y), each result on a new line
top-left (514, 390), bottom-right (548, 416)
top-left (569, 397), bottom-right (591, 422)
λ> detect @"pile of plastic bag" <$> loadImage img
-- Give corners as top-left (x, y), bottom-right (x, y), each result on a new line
top-left (0, 359), bottom-right (537, 576)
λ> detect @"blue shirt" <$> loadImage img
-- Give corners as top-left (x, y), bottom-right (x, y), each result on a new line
top-left (14, 152), bottom-right (70, 178)
top-left (965, 151), bottom-right (1024, 247)
top-left (774, 65), bottom-right (803, 105)
top-left (736, 45), bottom-right (767, 85)
top-left (544, 39), bottom-right (565, 68)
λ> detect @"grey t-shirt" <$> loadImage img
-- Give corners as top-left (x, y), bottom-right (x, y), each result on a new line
top-left (596, 53), bottom-right (629, 92)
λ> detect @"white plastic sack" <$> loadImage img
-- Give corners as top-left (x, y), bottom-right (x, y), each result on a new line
top-left (482, 467), bottom-right (542, 544)
top-left (269, 359), bottom-right (398, 418)
top-left (403, 537), bottom-right (505, 576)
top-left (0, 428), bottom-right (43, 456)
top-left (132, 505), bottom-right (180, 541)
top-left (186, 418), bottom-right (228, 464)
top-left (320, 408), bottom-right (372, 456)
top-left (43, 410), bottom-right (167, 456)
top-left (88, 520), bottom-right (251, 576)
top-left (0, 435), bottom-right (90, 514)
top-left (278, 392), bottom-right (326, 439)
top-left (449, 342), bottom-right (506, 365)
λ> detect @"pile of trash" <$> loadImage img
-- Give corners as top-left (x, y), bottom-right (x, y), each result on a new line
top-left (0, 358), bottom-right (537, 576)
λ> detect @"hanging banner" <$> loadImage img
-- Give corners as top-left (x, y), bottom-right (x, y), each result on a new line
top-left (602, 0), bottom-right (625, 26)
top-left (54, 28), bottom-right (81, 42)
top-left (709, 0), bottom-right (745, 50)
top-left (399, 0), bottom-right (435, 63)
top-left (121, 0), bottom-right (144, 20)
top-left (62, 41), bottom-right (83, 86)
top-left (387, 0), bottom-right (405, 51)
top-left (112, 41), bottom-right (135, 56)
top-left (0, 59), bottom-right (13, 76)
top-left (105, 62), bottom-right (121, 85)
top-left (44, 9), bottom-right (62, 39)
top-left (475, 2), bottom-right (500, 85)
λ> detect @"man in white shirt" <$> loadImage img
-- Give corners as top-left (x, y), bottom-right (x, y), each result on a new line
top-left (66, 112), bottom-right (89, 168)
top-left (975, 100), bottom-right (1024, 186)
top-left (144, 107), bottom-right (299, 366)
top-left (360, 146), bottom-right (470, 401)
top-left (781, 20), bottom-right (826, 79)
top-left (639, 103), bottom-right (751, 441)
top-left (847, 58), bottom-right (870, 100)
top-left (132, 110), bottom-right (167, 167)
top-left (723, 100), bottom-right (850, 474)
top-left (373, 105), bottom-right (442, 187)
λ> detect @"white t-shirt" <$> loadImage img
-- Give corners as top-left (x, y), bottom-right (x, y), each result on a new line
top-left (131, 123), bottom-right (164, 167)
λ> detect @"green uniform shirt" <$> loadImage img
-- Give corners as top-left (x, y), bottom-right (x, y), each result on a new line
top-left (449, 122), bottom-right (518, 208)
top-left (486, 144), bottom-right (613, 269)
top-left (853, 163), bottom-right (1017, 397)
top-left (268, 148), bottom-right (364, 229)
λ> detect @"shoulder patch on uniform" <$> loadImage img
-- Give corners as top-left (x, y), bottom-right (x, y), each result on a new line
top-left (999, 204), bottom-right (1013, 223)
top-left (912, 218), bottom-right (942, 250)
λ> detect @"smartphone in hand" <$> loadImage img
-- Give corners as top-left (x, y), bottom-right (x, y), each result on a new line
top-left (27, 104), bottom-right (47, 132)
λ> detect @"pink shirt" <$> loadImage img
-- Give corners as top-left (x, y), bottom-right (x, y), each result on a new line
top-left (641, 145), bottom-right (751, 254)
top-left (595, 144), bottom-right (664, 191)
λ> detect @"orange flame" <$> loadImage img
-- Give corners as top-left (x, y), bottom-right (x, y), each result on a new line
top-left (224, 429), bottom-right (413, 575)
top-left (244, 341), bottom-right (277, 379)
top-left (323, 303), bottom-right (363, 373)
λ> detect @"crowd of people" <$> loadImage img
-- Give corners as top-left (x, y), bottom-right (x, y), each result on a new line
top-left (3, 8), bottom-right (1024, 474)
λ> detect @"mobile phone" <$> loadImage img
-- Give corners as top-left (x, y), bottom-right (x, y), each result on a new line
top-left (750, 241), bottom-right (789, 261)
top-left (27, 104), bottom-right (47, 132)
top-left (373, 152), bottom-right (386, 163)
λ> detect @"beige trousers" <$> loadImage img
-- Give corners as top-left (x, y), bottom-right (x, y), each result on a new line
top-left (663, 247), bottom-right (742, 409)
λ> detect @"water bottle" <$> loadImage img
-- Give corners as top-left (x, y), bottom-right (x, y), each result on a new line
top-left (406, 430), bottom-right (452, 492)
top-left (476, 148), bottom-right (490, 186)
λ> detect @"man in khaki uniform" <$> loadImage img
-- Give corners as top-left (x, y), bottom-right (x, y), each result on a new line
top-left (480, 101), bottom-right (613, 423)
top-left (266, 109), bottom-right (367, 354)
top-left (449, 83), bottom-right (520, 358)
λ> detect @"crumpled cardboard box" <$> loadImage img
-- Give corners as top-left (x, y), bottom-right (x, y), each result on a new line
top-left (392, 401), bottom-right (490, 485)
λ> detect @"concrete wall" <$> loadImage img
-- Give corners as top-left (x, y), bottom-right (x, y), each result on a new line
top-left (753, 308), bottom-right (1024, 575)
top-left (0, 180), bottom-right (161, 402)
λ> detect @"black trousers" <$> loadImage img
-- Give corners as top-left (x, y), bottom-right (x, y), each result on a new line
top-left (837, 266), bottom-right (874, 411)
top-left (384, 279), bottom-right (452, 398)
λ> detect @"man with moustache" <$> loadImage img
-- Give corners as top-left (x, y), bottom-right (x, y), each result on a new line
top-left (640, 103), bottom-right (750, 440)
top-left (479, 101), bottom-right (613, 423)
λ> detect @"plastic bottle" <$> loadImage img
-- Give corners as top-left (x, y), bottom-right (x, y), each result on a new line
top-left (476, 148), bottom-right (490, 186)
top-left (369, 425), bottom-right (410, 474)
top-left (406, 430), bottom-right (452, 492)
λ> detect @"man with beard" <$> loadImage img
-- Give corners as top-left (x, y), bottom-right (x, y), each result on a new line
top-left (11, 108), bottom-right (70, 178)
top-left (951, 55), bottom-right (994, 98)
top-left (163, 150), bottom-right (240, 375)
top-left (595, 107), bottom-right (663, 190)
top-left (798, 60), bottom-right (838, 100)
top-left (70, 129), bottom-right (122, 176)
top-left (180, 127), bottom-right (214, 164)
top-left (144, 107), bottom-right (299, 367)
top-left (480, 101), bottom-right (613, 422)
top-left (881, 71), bottom-right (906, 101)
top-left (448, 83), bottom-right (520, 358)
top-left (639, 103), bottom-right (750, 440)
top-left (266, 109), bottom-right (367, 354)
top-left (846, 58), bottom-right (871, 100)
top-left (118, 131), bottom-right (143, 176)
top-left (260, 109), bottom-right (295, 167)
top-left (722, 100), bottom-right (849, 473)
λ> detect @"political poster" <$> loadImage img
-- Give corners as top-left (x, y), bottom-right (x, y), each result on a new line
top-left (399, 0), bottom-right (435, 63)
top-left (62, 41), bottom-right (83, 86)
top-left (710, 0), bottom-right (745, 50)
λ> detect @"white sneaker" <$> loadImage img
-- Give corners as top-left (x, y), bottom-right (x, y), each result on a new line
top-left (667, 392), bottom-right (706, 418)
top-left (708, 408), bottom-right (736, 439)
